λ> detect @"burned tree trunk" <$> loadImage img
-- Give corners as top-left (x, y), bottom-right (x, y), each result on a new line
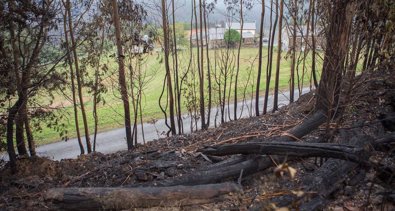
top-left (200, 142), bottom-right (369, 164)
top-left (160, 155), bottom-right (274, 186)
top-left (46, 182), bottom-right (241, 210)
top-left (315, 0), bottom-right (353, 117)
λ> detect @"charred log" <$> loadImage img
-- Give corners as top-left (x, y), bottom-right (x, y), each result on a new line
top-left (46, 182), bottom-right (241, 210)
top-left (199, 142), bottom-right (369, 164)
top-left (159, 155), bottom-right (274, 186)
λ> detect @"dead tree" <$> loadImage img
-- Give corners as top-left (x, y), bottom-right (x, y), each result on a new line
top-left (46, 182), bottom-right (241, 210)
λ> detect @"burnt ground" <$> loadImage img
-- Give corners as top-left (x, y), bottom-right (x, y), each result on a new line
top-left (1, 69), bottom-right (394, 211)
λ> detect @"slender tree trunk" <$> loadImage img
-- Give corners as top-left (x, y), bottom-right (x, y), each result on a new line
top-left (368, 35), bottom-right (383, 69)
top-left (351, 33), bottom-right (364, 73)
top-left (300, 0), bottom-right (312, 94)
top-left (61, 5), bottom-right (84, 154)
top-left (130, 63), bottom-right (138, 145)
top-left (9, 0), bottom-right (27, 156)
top-left (289, 0), bottom-right (297, 103)
top-left (159, 72), bottom-right (171, 132)
top-left (161, 0), bottom-right (177, 135)
top-left (92, 26), bottom-right (105, 152)
top-left (198, 0), bottom-right (206, 129)
top-left (234, 0), bottom-right (244, 120)
top-left (255, 0), bottom-right (265, 116)
top-left (362, 36), bottom-right (372, 71)
top-left (315, 0), bottom-right (353, 117)
top-left (66, 0), bottom-right (91, 153)
top-left (18, 74), bottom-right (31, 156)
top-left (24, 117), bottom-right (35, 156)
top-left (139, 90), bottom-right (145, 144)
top-left (7, 100), bottom-right (20, 173)
top-left (263, 0), bottom-right (277, 114)
top-left (193, 0), bottom-right (202, 127)
top-left (273, 0), bottom-right (283, 112)
top-left (15, 110), bottom-right (27, 155)
top-left (171, 0), bottom-right (183, 134)
top-left (111, 0), bottom-right (134, 149)
top-left (310, 0), bottom-right (318, 88)
top-left (203, 2), bottom-right (212, 128)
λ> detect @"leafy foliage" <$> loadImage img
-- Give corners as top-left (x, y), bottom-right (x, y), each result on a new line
top-left (224, 29), bottom-right (241, 48)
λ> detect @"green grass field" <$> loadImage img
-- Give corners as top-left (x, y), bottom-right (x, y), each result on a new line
top-left (33, 47), bottom-right (322, 145)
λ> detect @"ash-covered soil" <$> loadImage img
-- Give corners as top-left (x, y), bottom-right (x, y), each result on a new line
top-left (1, 69), bottom-right (394, 210)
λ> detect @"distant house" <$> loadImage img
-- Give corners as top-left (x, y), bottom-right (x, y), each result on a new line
top-left (190, 21), bottom-right (257, 48)
top-left (282, 25), bottom-right (325, 52)
top-left (226, 22), bottom-right (256, 35)
top-left (225, 22), bottom-right (257, 45)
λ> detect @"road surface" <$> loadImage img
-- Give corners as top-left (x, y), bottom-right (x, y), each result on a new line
top-left (1, 88), bottom-right (311, 161)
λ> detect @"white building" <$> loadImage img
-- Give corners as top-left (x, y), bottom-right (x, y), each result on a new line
top-left (225, 22), bottom-right (257, 38)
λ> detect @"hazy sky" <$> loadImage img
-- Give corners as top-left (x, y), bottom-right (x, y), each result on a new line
top-left (140, 0), bottom-right (273, 28)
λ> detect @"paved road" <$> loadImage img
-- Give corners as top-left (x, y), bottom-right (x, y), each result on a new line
top-left (1, 88), bottom-right (310, 161)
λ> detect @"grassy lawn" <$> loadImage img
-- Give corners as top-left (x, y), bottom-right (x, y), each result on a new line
top-left (33, 47), bottom-right (321, 145)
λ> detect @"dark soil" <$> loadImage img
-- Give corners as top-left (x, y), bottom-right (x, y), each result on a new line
top-left (1, 69), bottom-right (394, 210)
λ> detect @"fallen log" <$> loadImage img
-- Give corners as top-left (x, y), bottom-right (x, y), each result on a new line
top-left (277, 110), bottom-right (327, 142)
top-left (159, 111), bottom-right (327, 186)
top-left (159, 155), bottom-right (275, 186)
top-left (199, 155), bottom-right (247, 171)
top-left (46, 182), bottom-right (241, 210)
top-left (199, 142), bottom-right (369, 164)
top-left (249, 133), bottom-right (373, 211)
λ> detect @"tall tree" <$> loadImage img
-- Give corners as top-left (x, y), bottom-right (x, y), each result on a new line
top-left (289, 0), bottom-right (297, 103)
top-left (263, 0), bottom-right (278, 114)
top-left (64, 0), bottom-right (92, 153)
top-left (315, 0), bottom-right (353, 117)
top-left (255, 0), bottom-right (265, 116)
top-left (300, 0), bottom-right (313, 94)
top-left (198, 0), bottom-right (206, 129)
top-left (234, 0), bottom-right (244, 120)
top-left (171, 0), bottom-right (183, 134)
top-left (272, 0), bottom-right (284, 112)
top-left (310, 0), bottom-right (319, 88)
top-left (2, 0), bottom-right (59, 172)
top-left (111, 0), bottom-right (134, 149)
top-left (161, 0), bottom-right (177, 135)
top-left (61, 1), bottom-right (84, 154)
top-left (10, 0), bottom-right (28, 157)
top-left (204, 1), bottom-right (212, 128)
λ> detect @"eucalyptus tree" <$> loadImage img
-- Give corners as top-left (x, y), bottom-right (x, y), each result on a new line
top-left (1, 0), bottom-right (64, 172)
